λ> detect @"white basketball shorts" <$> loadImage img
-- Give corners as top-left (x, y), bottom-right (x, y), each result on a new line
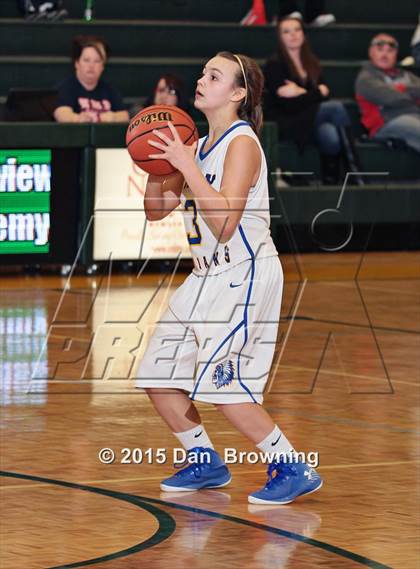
top-left (135, 255), bottom-right (283, 404)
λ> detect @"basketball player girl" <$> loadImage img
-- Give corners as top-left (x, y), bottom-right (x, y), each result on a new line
top-left (136, 51), bottom-right (322, 504)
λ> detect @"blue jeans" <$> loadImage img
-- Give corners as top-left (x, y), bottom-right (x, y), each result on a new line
top-left (373, 114), bottom-right (420, 154)
top-left (413, 42), bottom-right (420, 67)
top-left (314, 100), bottom-right (351, 155)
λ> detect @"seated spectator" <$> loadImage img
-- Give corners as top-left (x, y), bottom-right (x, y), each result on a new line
top-left (130, 74), bottom-right (190, 118)
top-left (264, 17), bottom-right (361, 184)
top-left (18, 0), bottom-right (67, 21)
top-left (355, 34), bottom-right (420, 153)
top-left (54, 36), bottom-right (129, 123)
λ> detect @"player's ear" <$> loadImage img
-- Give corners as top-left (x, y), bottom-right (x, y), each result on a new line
top-left (231, 86), bottom-right (246, 104)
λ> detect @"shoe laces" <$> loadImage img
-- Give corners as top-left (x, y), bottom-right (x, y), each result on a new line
top-left (174, 446), bottom-right (209, 478)
top-left (266, 460), bottom-right (297, 488)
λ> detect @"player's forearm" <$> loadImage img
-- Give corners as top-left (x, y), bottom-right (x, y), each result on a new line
top-left (144, 177), bottom-right (181, 221)
top-left (144, 180), bottom-right (170, 221)
top-left (182, 165), bottom-right (235, 242)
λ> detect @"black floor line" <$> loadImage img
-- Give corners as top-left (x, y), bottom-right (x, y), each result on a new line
top-left (1, 470), bottom-right (392, 569)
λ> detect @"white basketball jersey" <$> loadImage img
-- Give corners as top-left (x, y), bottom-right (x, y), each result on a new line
top-left (180, 120), bottom-right (278, 275)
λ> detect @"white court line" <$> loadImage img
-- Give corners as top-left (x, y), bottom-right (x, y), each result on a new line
top-left (275, 364), bottom-right (417, 386)
top-left (323, 280), bottom-right (420, 297)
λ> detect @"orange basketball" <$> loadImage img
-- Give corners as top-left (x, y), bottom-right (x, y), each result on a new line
top-left (126, 105), bottom-right (199, 176)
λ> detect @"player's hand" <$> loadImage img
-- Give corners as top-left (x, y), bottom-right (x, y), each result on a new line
top-left (148, 121), bottom-right (198, 174)
top-left (148, 174), bottom-right (168, 183)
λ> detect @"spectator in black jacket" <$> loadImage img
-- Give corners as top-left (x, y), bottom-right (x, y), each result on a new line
top-left (264, 17), bottom-right (360, 184)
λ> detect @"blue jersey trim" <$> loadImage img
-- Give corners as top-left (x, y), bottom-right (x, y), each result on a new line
top-left (191, 224), bottom-right (257, 403)
top-left (199, 121), bottom-right (250, 161)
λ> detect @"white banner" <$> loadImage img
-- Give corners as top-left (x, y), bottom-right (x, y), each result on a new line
top-left (93, 148), bottom-right (190, 261)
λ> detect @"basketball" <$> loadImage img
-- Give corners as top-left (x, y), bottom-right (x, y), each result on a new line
top-left (126, 104), bottom-right (199, 176)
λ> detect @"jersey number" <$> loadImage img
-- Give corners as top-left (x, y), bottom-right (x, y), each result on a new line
top-left (185, 199), bottom-right (202, 245)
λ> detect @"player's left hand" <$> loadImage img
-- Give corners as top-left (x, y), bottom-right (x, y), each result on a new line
top-left (148, 121), bottom-right (198, 174)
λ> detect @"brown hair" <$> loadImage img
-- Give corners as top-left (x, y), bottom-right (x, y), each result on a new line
top-left (276, 18), bottom-right (321, 86)
top-left (217, 51), bottom-right (264, 136)
top-left (72, 35), bottom-right (109, 63)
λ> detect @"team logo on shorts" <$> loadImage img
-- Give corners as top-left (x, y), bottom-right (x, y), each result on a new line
top-left (212, 359), bottom-right (234, 389)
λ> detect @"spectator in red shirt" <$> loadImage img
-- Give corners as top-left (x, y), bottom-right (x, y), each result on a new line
top-left (355, 34), bottom-right (420, 153)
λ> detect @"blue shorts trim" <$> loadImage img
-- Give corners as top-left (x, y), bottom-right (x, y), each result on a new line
top-left (191, 224), bottom-right (257, 403)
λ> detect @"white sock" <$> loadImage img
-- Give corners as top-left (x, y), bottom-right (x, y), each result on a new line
top-left (173, 424), bottom-right (214, 451)
top-left (256, 425), bottom-right (294, 459)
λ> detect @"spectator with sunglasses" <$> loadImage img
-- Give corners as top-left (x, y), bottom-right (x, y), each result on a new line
top-left (355, 34), bottom-right (420, 153)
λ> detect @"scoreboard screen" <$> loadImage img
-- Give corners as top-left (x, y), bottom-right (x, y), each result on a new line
top-left (0, 148), bottom-right (80, 264)
top-left (0, 149), bottom-right (51, 255)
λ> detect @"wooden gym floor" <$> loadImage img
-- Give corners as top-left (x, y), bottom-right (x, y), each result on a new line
top-left (1, 251), bottom-right (419, 569)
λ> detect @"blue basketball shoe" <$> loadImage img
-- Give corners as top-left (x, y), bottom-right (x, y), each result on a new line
top-left (248, 457), bottom-right (323, 504)
top-left (160, 447), bottom-right (232, 492)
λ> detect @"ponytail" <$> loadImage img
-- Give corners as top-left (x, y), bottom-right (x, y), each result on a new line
top-left (239, 101), bottom-right (263, 137)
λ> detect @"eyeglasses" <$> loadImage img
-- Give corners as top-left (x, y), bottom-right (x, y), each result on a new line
top-left (371, 40), bottom-right (398, 50)
top-left (155, 87), bottom-right (177, 95)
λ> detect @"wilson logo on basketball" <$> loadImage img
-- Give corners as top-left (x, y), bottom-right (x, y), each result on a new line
top-left (128, 111), bottom-right (173, 131)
